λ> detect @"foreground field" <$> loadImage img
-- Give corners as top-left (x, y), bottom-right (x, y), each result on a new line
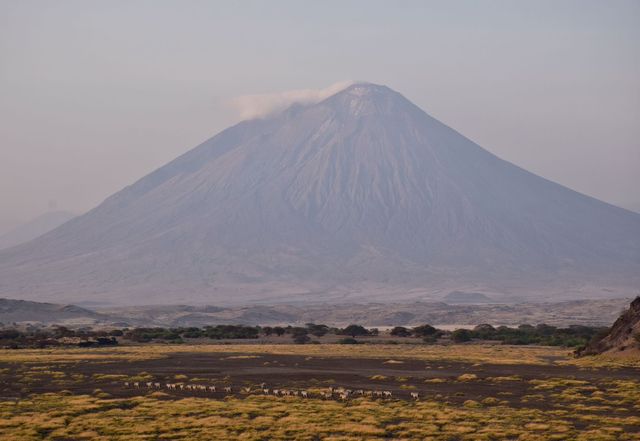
top-left (1, 344), bottom-right (639, 440)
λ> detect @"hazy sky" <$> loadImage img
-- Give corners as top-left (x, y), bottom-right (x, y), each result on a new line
top-left (1, 0), bottom-right (639, 234)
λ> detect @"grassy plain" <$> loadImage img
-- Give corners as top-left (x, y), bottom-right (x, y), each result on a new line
top-left (0, 342), bottom-right (568, 364)
top-left (1, 344), bottom-right (638, 440)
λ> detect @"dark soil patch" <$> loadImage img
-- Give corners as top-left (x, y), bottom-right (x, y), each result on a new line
top-left (1, 350), bottom-right (638, 431)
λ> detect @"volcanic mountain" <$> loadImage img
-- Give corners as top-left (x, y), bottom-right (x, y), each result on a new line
top-left (1, 83), bottom-right (639, 305)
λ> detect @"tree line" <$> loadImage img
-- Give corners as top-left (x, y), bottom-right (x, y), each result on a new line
top-left (0, 321), bottom-right (608, 349)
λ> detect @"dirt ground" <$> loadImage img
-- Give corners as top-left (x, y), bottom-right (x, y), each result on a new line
top-left (0, 350), bottom-right (637, 412)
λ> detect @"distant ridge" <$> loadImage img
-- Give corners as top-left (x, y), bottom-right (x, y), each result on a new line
top-left (0, 298), bottom-right (107, 325)
top-left (0, 83), bottom-right (638, 305)
top-left (0, 297), bottom-right (631, 328)
top-left (443, 292), bottom-right (494, 304)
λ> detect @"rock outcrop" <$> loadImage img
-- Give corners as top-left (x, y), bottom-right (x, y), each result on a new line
top-left (578, 296), bottom-right (640, 356)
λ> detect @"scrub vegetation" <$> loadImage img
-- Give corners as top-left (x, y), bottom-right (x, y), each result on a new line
top-left (0, 343), bottom-right (638, 440)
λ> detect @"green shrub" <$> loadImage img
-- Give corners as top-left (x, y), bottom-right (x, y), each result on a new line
top-left (338, 337), bottom-right (359, 344)
top-left (452, 329), bottom-right (472, 343)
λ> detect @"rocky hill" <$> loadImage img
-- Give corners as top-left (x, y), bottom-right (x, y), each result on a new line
top-left (578, 296), bottom-right (640, 356)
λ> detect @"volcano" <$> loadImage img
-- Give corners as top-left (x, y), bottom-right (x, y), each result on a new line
top-left (1, 83), bottom-right (639, 305)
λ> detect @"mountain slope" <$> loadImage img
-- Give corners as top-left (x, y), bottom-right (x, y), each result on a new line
top-left (0, 211), bottom-right (75, 250)
top-left (0, 83), bottom-right (638, 305)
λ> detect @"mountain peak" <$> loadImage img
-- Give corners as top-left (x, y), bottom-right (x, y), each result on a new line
top-left (341, 82), bottom-right (389, 95)
top-left (322, 82), bottom-right (411, 118)
top-left (331, 82), bottom-right (395, 100)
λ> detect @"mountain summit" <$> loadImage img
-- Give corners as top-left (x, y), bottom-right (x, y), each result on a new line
top-left (1, 83), bottom-right (639, 305)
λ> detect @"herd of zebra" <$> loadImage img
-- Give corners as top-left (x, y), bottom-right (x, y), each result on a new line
top-left (123, 381), bottom-right (420, 401)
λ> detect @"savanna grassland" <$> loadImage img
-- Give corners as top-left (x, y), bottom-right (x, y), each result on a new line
top-left (1, 344), bottom-right (638, 440)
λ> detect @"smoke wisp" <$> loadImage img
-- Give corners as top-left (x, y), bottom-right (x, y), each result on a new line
top-left (228, 81), bottom-right (354, 120)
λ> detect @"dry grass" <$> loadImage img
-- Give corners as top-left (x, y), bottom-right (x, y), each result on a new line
top-left (0, 343), bottom-right (570, 365)
top-left (562, 354), bottom-right (640, 369)
top-left (457, 373), bottom-right (478, 382)
top-left (0, 391), bottom-right (637, 441)
top-left (1, 344), bottom-right (638, 440)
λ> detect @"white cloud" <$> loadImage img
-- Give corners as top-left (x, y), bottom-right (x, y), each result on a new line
top-left (228, 81), bottom-right (355, 120)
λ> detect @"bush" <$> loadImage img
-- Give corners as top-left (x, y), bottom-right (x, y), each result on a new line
top-left (202, 325), bottom-right (259, 339)
top-left (96, 337), bottom-right (118, 346)
top-left (123, 325), bottom-right (260, 342)
top-left (293, 334), bottom-right (311, 344)
top-left (413, 324), bottom-right (438, 337)
top-left (290, 327), bottom-right (308, 337)
top-left (262, 326), bottom-right (274, 336)
top-left (338, 337), bottom-right (359, 344)
top-left (390, 326), bottom-right (411, 337)
top-left (306, 323), bottom-right (329, 337)
top-left (182, 327), bottom-right (203, 338)
top-left (340, 324), bottom-right (370, 338)
top-left (458, 323), bottom-right (608, 348)
top-left (452, 329), bottom-right (472, 343)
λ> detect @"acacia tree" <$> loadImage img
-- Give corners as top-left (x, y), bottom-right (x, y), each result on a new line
top-left (452, 329), bottom-right (472, 343)
top-left (306, 323), bottom-right (329, 337)
top-left (412, 324), bottom-right (438, 337)
top-left (341, 324), bottom-right (369, 338)
top-left (291, 327), bottom-right (310, 344)
top-left (390, 326), bottom-right (411, 337)
top-left (262, 326), bottom-right (274, 336)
